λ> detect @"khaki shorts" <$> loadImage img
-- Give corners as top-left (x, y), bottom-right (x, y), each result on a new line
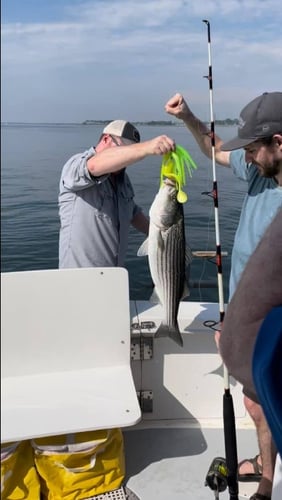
top-left (242, 386), bottom-right (260, 404)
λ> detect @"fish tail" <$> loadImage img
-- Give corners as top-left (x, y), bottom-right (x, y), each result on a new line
top-left (155, 322), bottom-right (183, 347)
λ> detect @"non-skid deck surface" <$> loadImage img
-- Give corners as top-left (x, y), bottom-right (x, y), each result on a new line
top-left (124, 426), bottom-right (258, 500)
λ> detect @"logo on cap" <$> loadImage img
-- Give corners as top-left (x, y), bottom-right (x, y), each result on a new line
top-left (238, 116), bottom-right (246, 130)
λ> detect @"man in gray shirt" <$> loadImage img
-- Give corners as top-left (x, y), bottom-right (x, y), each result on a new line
top-left (59, 120), bottom-right (175, 268)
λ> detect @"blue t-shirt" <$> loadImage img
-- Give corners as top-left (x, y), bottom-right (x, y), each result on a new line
top-left (229, 149), bottom-right (282, 298)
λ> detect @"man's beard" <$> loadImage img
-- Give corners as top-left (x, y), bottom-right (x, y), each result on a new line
top-left (258, 160), bottom-right (280, 178)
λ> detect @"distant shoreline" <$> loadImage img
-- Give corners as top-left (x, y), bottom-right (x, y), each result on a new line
top-left (82, 119), bottom-right (239, 126)
top-left (2, 119), bottom-right (239, 126)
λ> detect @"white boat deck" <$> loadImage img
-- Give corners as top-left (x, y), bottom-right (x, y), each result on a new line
top-left (1, 269), bottom-right (260, 499)
top-left (126, 299), bottom-right (258, 499)
top-left (124, 426), bottom-right (257, 500)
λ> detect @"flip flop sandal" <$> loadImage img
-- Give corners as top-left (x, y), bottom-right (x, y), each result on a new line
top-left (238, 454), bottom-right (262, 482)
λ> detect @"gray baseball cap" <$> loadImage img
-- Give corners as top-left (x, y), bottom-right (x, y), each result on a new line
top-left (221, 92), bottom-right (282, 151)
top-left (103, 120), bottom-right (140, 145)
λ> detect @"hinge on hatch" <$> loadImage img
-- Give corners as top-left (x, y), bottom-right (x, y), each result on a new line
top-left (137, 390), bottom-right (153, 413)
top-left (131, 336), bottom-right (153, 361)
top-left (131, 321), bottom-right (155, 360)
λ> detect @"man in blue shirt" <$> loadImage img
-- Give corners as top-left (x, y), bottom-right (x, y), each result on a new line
top-left (59, 120), bottom-right (175, 268)
top-left (165, 91), bottom-right (282, 500)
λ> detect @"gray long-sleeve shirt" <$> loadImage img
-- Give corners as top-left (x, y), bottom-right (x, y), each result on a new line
top-left (58, 147), bottom-right (142, 268)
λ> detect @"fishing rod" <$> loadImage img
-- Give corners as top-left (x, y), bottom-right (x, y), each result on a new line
top-left (202, 19), bottom-right (239, 500)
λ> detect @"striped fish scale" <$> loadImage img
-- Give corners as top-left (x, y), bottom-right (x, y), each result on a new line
top-left (155, 216), bottom-right (185, 331)
top-left (137, 180), bottom-right (191, 347)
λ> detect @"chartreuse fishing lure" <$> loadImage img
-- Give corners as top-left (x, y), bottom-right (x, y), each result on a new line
top-left (160, 145), bottom-right (197, 203)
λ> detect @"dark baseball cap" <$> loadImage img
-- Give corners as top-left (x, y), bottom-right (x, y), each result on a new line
top-left (103, 120), bottom-right (140, 145)
top-left (221, 92), bottom-right (282, 151)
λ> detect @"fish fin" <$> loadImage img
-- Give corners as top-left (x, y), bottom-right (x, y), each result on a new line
top-left (185, 245), bottom-right (193, 265)
top-left (181, 280), bottom-right (190, 300)
top-left (155, 323), bottom-right (183, 347)
top-left (150, 287), bottom-right (161, 304)
top-left (137, 238), bottom-right (149, 257)
top-left (156, 231), bottom-right (165, 251)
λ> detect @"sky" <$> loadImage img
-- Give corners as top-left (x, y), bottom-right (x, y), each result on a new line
top-left (1, 0), bottom-right (282, 123)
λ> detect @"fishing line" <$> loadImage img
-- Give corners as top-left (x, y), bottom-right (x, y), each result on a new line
top-left (196, 97), bottom-right (219, 301)
top-left (202, 19), bottom-right (239, 500)
top-left (192, 149), bottom-right (214, 301)
top-left (196, 191), bottom-right (216, 302)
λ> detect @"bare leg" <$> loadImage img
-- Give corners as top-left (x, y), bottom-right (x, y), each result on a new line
top-left (244, 396), bottom-right (276, 498)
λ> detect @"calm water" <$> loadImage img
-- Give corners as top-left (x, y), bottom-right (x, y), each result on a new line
top-left (1, 123), bottom-right (246, 302)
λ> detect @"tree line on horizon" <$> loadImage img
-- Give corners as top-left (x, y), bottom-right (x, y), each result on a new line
top-left (82, 118), bottom-right (239, 126)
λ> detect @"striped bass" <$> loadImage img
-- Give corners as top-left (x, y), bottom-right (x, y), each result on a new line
top-left (137, 179), bottom-right (191, 347)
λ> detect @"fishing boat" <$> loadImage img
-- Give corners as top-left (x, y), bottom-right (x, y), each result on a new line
top-left (2, 266), bottom-right (266, 500)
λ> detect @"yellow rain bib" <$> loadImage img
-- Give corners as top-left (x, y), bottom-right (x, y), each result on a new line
top-left (32, 429), bottom-right (125, 500)
top-left (1, 441), bottom-right (41, 500)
